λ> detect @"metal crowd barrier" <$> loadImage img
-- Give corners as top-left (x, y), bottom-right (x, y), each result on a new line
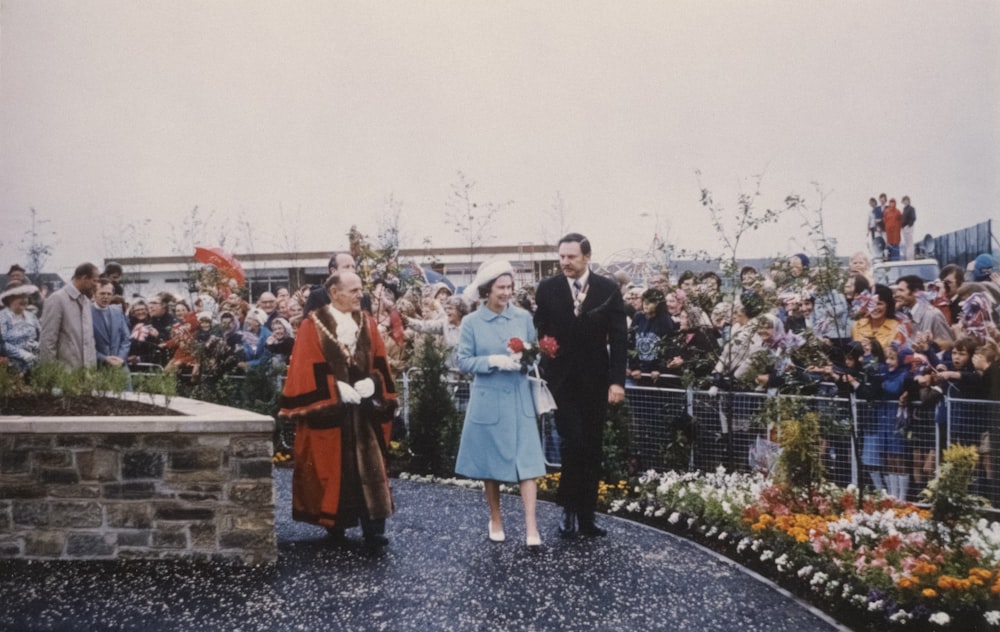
top-left (400, 369), bottom-right (1000, 507)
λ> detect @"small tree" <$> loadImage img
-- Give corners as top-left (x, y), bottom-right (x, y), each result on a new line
top-left (445, 170), bottom-right (511, 269)
top-left (22, 207), bottom-right (57, 277)
top-left (406, 333), bottom-right (461, 476)
top-left (920, 444), bottom-right (986, 531)
top-left (774, 412), bottom-right (825, 494)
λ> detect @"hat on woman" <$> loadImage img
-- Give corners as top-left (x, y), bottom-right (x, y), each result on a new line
top-left (245, 308), bottom-right (268, 325)
top-left (463, 259), bottom-right (514, 300)
top-left (973, 253), bottom-right (995, 282)
top-left (0, 281), bottom-right (38, 306)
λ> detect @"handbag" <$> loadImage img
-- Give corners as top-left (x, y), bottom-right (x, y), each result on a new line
top-left (527, 364), bottom-right (557, 415)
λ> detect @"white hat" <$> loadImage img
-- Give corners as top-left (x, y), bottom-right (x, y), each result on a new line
top-left (463, 259), bottom-right (514, 300)
top-left (0, 283), bottom-right (38, 305)
top-left (196, 311), bottom-right (214, 322)
top-left (246, 308), bottom-right (268, 325)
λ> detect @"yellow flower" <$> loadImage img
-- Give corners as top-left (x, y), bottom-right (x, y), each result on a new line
top-left (922, 588), bottom-right (938, 599)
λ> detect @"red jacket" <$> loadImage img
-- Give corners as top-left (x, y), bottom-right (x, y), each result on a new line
top-left (883, 205), bottom-right (902, 245)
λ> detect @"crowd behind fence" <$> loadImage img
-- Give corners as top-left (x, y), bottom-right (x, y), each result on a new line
top-left (399, 369), bottom-right (1000, 510)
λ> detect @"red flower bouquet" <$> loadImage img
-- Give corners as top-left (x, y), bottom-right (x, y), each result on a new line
top-left (508, 336), bottom-right (559, 372)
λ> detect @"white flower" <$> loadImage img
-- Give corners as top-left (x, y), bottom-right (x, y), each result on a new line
top-left (718, 531), bottom-right (728, 541)
top-left (687, 517), bottom-right (696, 528)
top-left (868, 600), bottom-right (884, 612)
top-left (985, 611), bottom-right (1000, 626)
top-left (810, 572), bottom-right (828, 586)
top-left (797, 565), bottom-right (814, 579)
top-left (668, 512), bottom-right (680, 524)
top-left (706, 526), bottom-right (718, 538)
top-left (626, 502), bottom-right (641, 513)
top-left (760, 550), bottom-right (774, 562)
top-left (889, 610), bottom-right (910, 623)
top-left (751, 539), bottom-right (763, 552)
top-left (653, 507), bottom-right (666, 518)
top-left (929, 612), bottom-right (950, 626)
top-left (737, 538), bottom-right (751, 553)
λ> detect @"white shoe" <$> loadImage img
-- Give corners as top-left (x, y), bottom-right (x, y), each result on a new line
top-left (488, 521), bottom-right (505, 542)
top-left (526, 533), bottom-right (542, 548)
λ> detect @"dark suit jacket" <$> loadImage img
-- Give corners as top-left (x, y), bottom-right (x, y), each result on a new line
top-left (533, 271), bottom-right (628, 395)
top-left (92, 305), bottom-right (131, 365)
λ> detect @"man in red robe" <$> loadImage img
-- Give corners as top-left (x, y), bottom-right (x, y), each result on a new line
top-left (279, 271), bottom-right (397, 553)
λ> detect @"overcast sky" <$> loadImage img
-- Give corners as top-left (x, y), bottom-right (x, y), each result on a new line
top-left (1, 1), bottom-right (998, 277)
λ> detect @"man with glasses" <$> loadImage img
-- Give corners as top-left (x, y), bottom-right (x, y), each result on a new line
top-left (256, 291), bottom-right (279, 328)
top-left (39, 262), bottom-right (100, 368)
top-left (939, 264), bottom-right (965, 325)
top-left (92, 280), bottom-right (131, 371)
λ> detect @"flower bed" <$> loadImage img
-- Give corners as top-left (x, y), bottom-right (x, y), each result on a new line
top-left (606, 467), bottom-right (1000, 631)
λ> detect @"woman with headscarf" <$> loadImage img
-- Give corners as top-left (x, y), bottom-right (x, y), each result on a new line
top-left (750, 313), bottom-right (804, 391)
top-left (238, 308), bottom-right (272, 371)
top-left (0, 282), bottom-right (41, 375)
top-left (266, 316), bottom-right (295, 366)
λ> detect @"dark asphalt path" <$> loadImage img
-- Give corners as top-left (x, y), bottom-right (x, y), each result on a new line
top-left (0, 469), bottom-right (847, 631)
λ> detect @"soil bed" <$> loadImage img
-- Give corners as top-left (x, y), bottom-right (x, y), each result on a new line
top-left (0, 395), bottom-right (176, 417)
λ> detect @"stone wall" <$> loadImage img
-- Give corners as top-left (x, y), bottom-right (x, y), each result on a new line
top-left (0, 396), bottom-right (276, 564)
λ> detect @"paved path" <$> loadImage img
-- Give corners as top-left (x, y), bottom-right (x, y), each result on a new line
top-left (1, 470), bottom-right (848, 631)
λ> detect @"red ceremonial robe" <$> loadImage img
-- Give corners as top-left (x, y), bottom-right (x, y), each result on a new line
top-left (278, 306), bottom-right (397, 528)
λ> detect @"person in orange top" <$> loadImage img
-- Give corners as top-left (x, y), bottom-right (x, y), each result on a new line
top-left (278, 271), bottom-right (397, 554)
top-left (852, 284), bottom-right (906, 350)
top-left (882, 198), bottom-right (903, 261)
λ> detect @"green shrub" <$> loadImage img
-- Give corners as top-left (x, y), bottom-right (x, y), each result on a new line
top-left (406, 334), bottom-right (461, 477)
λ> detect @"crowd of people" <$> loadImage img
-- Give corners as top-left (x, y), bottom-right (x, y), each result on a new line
top-left (2, 239), bottom-right (999, 506)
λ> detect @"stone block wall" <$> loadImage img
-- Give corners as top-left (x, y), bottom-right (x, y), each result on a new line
top-left (0, 397), bottom-right (276, 564)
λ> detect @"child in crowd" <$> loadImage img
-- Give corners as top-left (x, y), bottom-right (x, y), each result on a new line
top-left (972, 342), bottom-right (1000, 495)
top-left (880, 344), bottom-right (913, 499)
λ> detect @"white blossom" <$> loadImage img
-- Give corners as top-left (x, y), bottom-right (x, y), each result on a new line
top-left (985, 611), bottom-right (1000, 626)
top-left (929, 612), bottom-right (950, 626)
top-left (889, 610), bottom-right (910, 623)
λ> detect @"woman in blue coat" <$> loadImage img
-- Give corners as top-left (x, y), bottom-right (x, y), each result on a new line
top-left (455, 259), bottom-right (546, 548)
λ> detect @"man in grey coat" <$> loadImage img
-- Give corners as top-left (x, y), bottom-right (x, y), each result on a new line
top-left (39, 262), bottom-right (101, 369)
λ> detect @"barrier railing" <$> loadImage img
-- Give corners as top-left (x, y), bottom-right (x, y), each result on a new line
top-left (399, 369), bottom-right (1000, 508)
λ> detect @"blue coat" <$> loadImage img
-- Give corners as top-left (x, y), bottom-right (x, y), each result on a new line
top-left (454, 303), bottom-right (546, 483)
top-left (92, 305), bottom-right (131, 365)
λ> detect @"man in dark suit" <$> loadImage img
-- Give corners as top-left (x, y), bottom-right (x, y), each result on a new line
top-left (92, 279), bottom-right (131, 371)
top-left (534, 233), bottom-right (627, 538)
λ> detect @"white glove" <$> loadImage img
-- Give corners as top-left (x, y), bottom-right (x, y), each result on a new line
top-left (337, 381), bottom-right (362, 404)
top-left (487, 354), bottom-right (520, 371)
top-left (353, 378), bottom-right (375, 399)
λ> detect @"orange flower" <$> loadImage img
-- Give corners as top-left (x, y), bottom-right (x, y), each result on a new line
top-left (922, 588), bottom-right (938, 598)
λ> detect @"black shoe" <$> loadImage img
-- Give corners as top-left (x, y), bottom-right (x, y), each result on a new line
top-left (578, 514), bottom-right (607, 537)
top-left (326, 526), bottom-right (346, 542)
top-left (558, 510), bottom-right (577, 539)
top-left (364, 534), bottom-right (389, 547)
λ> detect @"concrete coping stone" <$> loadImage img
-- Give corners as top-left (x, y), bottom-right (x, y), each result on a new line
top-left (0, 394), bottom-right (274, 434)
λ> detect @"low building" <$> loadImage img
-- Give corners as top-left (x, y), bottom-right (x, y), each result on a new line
top-left (106, 244), bottom-right (560, 302)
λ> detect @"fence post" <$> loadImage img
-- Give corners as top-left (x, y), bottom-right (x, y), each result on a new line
top-left (401, 368), bottom-right (412, 431)
top-left (849, 393), bottom-right (859, 488)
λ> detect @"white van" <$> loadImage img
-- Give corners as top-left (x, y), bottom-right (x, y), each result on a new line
top-left (872, 259), bottom-right (941, 285)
